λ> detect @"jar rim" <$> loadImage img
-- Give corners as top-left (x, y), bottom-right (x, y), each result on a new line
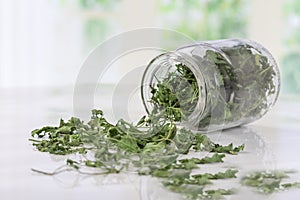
top-left (140, 51), bottom-right (207, 128)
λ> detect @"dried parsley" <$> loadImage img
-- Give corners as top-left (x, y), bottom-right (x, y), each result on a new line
top-left (147, 40), bottom-right (279, 131)
top-left (150, 63), bottom-right (199, 121)
top-left (30, 109), bottom-right (244, 199)
top-left (241, 170), bottom-right (300, 194)
top-left (29, 118), bottom-right (86, 155)
top-left (30, 39), bottom-right (285, 199)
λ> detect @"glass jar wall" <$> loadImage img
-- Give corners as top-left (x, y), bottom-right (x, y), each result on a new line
top-left (141, 39), bottom-right (280, 132)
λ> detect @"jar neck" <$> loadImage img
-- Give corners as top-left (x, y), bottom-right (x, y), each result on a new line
top-left (141, 51), bottom-right (207, 129)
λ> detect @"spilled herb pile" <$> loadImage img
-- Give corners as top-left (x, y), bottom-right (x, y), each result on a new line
top-left (30, 108), bottom-right (300, 199)
top-left (30, 109), bottom-right (244, 199)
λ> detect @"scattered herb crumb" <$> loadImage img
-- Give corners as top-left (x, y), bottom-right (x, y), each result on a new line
top-left (241, 170), bottom-right (300, 194)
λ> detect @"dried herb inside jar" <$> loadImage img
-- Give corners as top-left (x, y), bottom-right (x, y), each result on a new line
top-left (149, 42), bottom-right (277, 129)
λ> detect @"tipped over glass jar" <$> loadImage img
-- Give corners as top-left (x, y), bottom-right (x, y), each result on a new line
top-left (141, 39), bottom-right (280, 132)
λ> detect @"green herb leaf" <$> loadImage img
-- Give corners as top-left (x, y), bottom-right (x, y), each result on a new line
top-left (241, 170), bottom-right (300, 194)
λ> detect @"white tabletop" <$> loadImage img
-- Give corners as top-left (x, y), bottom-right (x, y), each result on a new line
top-left (1, 86), bottom-right (300, 200)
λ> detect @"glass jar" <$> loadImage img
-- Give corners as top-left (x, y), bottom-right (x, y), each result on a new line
top-left (141, 39), bottom-right (280, 132)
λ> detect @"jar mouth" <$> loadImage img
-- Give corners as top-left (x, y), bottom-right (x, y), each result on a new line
top-left (141, 51), bottom-right (207, 128)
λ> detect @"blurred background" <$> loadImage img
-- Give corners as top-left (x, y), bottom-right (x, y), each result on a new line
top-left (0, 0), bottom-right (299, 96)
